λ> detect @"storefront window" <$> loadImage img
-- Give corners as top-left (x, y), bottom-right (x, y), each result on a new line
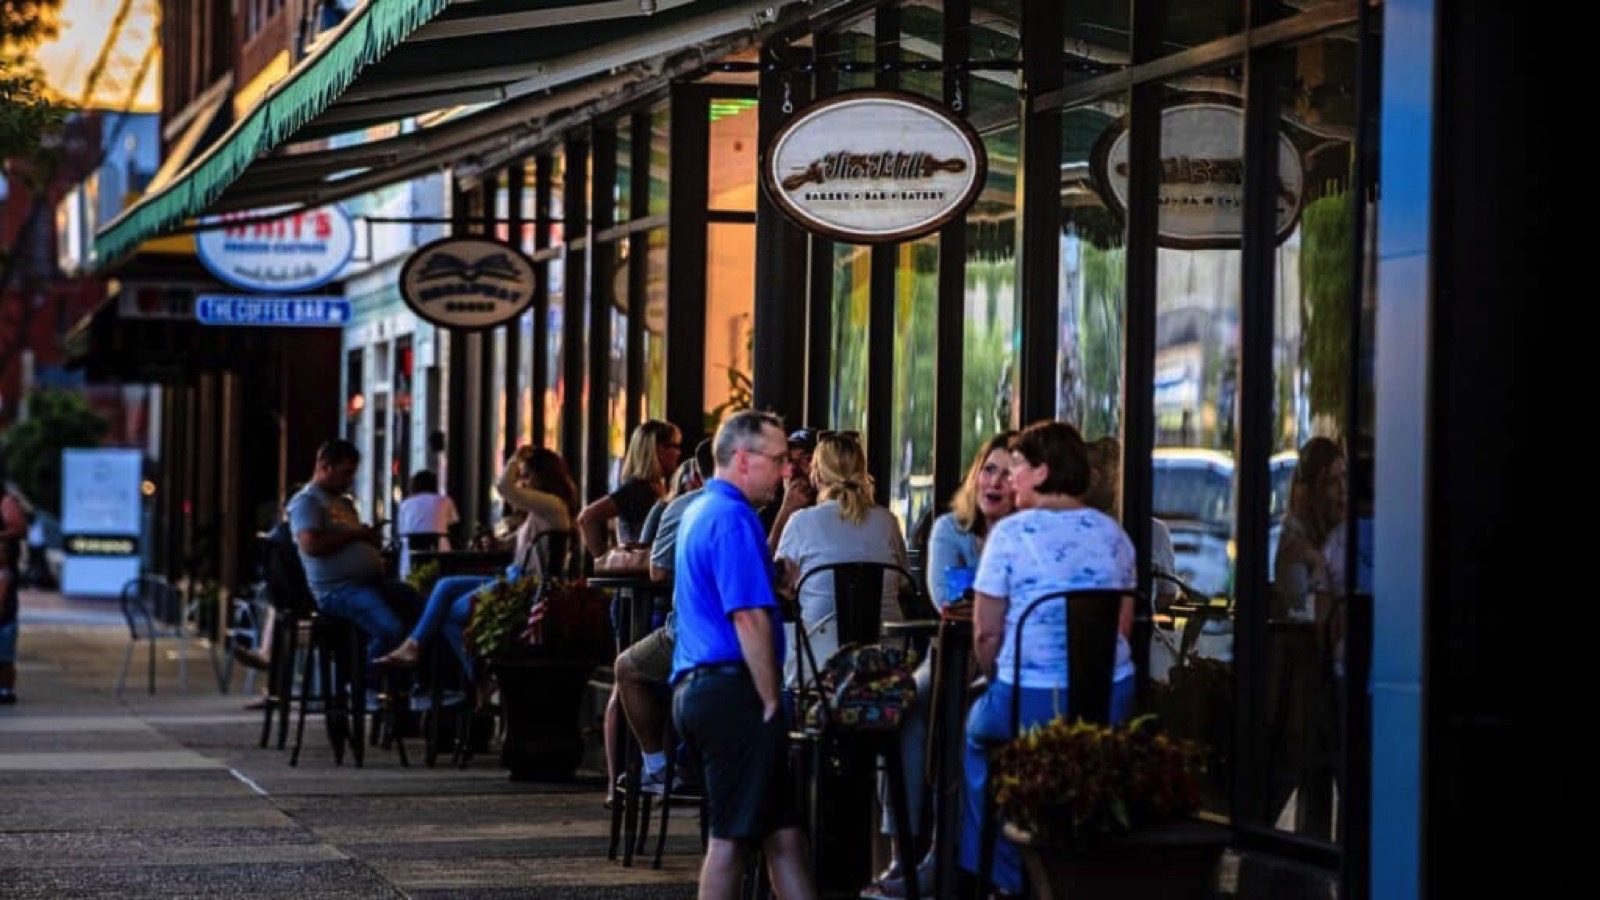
top-left (518, 309), bottom-right (534, 448)
top-left (345, 347), bottom-right (364, 448)
top-left (608, 238), bottom-right (630, 481)
top-left (830, 243), bottom-right (871, 435)
top-left (394, 335), bottom-right (415, 509)
top-left (544, 150), bottom-right (566, 451)
top-left (709, 98), bottom-right (758, 212)
top-left (705, 223), bottom-right (755, 433)
top-left (892, 236), bottom-right (938, 532)
top-left (1260, 28), bottom-right (1359, 846)
top-left (898, 0), bottom-right (942, 100)
top-left (644, 227), bottom-right (668, 420)
top-left (1061, 0), bottom-right (1125, 83)
top-left (1145, 62), bottom-right (1245, 826)
top-left (649, 104), bottom-right (670, 217)
top-left (962, 124), bottom-right (1019, 467)
top-left (1058, 99), bottom-right (1128, 439)
top-left (490, 326), bottom-right (507, 468)
top-left (970, 0), bottom-right (1021, 124)
top-left (615, 117), bottom-right (633, 222)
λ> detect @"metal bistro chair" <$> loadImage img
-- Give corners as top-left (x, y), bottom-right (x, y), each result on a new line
top-left (787, 561), bottom-right (929, 900)
top-left (973, 586), bottom-right (1129, 896)
top-left (258, 535), bottom-right (318, 751)
top-left (116, 575), bottom-right (192, 696)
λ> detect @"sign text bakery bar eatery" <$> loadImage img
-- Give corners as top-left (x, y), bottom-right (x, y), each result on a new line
top-left (763, 91), bottom-right (986, 244)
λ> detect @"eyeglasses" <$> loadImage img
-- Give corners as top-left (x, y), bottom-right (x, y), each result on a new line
top-left (746, 447), bottom-right (789, 465)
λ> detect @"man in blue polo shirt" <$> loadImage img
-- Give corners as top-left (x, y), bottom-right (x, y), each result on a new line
top-left (673, 410), bottom-right (815, 900)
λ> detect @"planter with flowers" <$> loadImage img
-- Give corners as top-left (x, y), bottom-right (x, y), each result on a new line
top-left (467, 574), bottom-right (611, 780)
top-left (992, 714), bottom-right (1228, 900)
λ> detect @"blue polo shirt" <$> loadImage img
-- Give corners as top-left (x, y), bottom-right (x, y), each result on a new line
top-left (670, 478), bottom-right (785, 683)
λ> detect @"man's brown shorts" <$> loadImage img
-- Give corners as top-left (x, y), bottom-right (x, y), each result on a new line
top-left (619, 624), bottom-right (675, 683)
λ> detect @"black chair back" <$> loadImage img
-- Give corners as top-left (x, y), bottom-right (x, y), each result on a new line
top-left (793, 560), bottom-right (923, 646)
top-left (262, 534), bottom-right (317, 618)
top-left (405, 532), bottom-right (443, 554)
top-left (525, 528), bottom-right (578, 578)
top-left (1009, 588), bottom-right (1131, 733)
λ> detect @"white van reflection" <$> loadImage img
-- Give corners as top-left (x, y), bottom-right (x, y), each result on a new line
top-left (1151, 448), bottom-right (1234, 598)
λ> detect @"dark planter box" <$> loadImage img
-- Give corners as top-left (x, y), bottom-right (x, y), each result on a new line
top-left (1005, 818), bottom-right (1229, 900)
top-left (490, 656), bottom-right (599, 782)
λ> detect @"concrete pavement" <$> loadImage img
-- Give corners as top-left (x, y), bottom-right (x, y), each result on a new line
top-left (0, 590), bottom-right (702, 898)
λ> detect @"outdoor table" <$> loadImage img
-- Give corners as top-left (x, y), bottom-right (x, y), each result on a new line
top-left (410, 549), bottom-right (513, 580)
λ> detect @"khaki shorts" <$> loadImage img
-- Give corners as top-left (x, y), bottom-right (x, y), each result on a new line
top-left (618, 624), bottom-right (675, 684)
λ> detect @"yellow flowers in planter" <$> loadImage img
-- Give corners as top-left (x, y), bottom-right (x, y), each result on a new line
top-left (992, 714), bottom-right (1206, 845)
top-left (406, 560), bottom-right (442, 599)
top-left (464, 575), bottom-right (612, 664)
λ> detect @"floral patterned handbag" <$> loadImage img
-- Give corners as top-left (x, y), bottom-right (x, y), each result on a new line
top-left (804, 642), bottom-right (919, 733)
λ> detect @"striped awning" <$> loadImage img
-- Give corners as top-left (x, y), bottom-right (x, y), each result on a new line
top-left (93, 0), bottom-right (781, 265)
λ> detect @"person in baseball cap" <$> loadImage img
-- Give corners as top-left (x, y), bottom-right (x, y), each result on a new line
top-left (766, 426), bottom-right (821, 551)
top-left (787, 428), bottom-right (818, 454)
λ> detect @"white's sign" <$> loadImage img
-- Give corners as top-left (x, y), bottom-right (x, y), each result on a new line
top-left (399, 237), bottom-right (537, 331)
top-left (61, 448), bottom-right (144, 597)
top-left (1094, 101), bottom-right (1305, 249)
top-left (763, 91), bottom-right (986, 243)
top-left (197, 205), bottom-right (355, 292)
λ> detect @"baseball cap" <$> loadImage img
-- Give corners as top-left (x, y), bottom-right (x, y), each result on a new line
top-left (787, 428), bottom-right (818, 452)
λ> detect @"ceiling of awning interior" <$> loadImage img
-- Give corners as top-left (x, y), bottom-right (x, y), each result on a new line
top-left (214, 0), bottom-right (779, 214)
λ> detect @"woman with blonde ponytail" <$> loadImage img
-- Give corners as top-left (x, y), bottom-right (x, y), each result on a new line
top-left (774, 432), bottom-right (908, 684)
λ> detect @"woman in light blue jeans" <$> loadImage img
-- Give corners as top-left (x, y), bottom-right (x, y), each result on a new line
top-left (375, 447), bottom-right (576, 678)
top-left (961, 421), bottom-right (1139, 896)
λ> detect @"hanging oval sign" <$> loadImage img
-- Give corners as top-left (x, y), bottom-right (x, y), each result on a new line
top-left (762, 90), bottom-right (987, 244)
top-left (399, 236), bottom-right (537, 331)
top-left (1091, 99), bottom-right (1306, 249)
top-left (196, 205), bottom-right (355, 292)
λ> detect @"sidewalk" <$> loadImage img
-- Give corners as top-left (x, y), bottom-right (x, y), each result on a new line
top-left (0, 590), bottom-right (701, 899)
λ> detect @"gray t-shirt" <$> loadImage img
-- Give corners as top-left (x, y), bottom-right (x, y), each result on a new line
top-left (287, 483), bottom-right (383, 599)
top-left (649, 489), bottom-right (705, 572)
top-left (777, 500), bottom-right (907, 631)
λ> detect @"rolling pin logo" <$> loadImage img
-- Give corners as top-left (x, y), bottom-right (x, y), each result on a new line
top-left (782, 151), bottom-right (969, 191)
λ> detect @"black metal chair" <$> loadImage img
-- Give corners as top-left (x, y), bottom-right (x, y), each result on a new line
top-left (258, 535), bottom-right (318, 751)
top-left (972, 587), bottom-right (1129, 896)
top-left (116, 575), bottom-right (191, 696)
top-left (788, 561), bottom-right (927, 900)
top-left (289, 608), bottom-right (411, 769)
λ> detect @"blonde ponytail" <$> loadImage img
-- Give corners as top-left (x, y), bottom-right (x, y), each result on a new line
top-left (813, 435), bottom-right (874, 525)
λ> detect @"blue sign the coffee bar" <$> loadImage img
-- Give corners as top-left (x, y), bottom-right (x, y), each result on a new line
top-left (196, 294), bottom-right (352, 327)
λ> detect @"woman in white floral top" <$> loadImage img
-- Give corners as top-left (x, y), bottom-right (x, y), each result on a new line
top-left (960, 420), bottom-right (1137, 896)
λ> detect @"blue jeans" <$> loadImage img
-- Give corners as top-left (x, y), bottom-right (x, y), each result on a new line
top-left (960, 677), bottom-right (1135, 894)
top-left (318, 581), bottom-right (409, 662)
top-left (410, 575), bottom-right (493, 677)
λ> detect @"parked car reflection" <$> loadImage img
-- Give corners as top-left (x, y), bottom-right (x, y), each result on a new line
top-left (1151, 448), bottom-right (1235, 598)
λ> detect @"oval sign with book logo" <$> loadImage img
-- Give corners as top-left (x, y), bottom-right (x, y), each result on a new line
top-left (399, 237), bottom-right (537, 331)
top-left (763, 91), bottom-right (987, 244)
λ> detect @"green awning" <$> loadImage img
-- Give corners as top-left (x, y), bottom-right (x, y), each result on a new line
top-left (95, 0), bottom-right (454, 263)
top-left (93, 0), bottom-right (789, 266)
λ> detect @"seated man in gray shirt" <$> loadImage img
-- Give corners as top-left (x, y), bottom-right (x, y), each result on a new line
top-left (615, 438), bottom-right (713, 789)
top-left (287, 439), bottom-right (412, 662)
